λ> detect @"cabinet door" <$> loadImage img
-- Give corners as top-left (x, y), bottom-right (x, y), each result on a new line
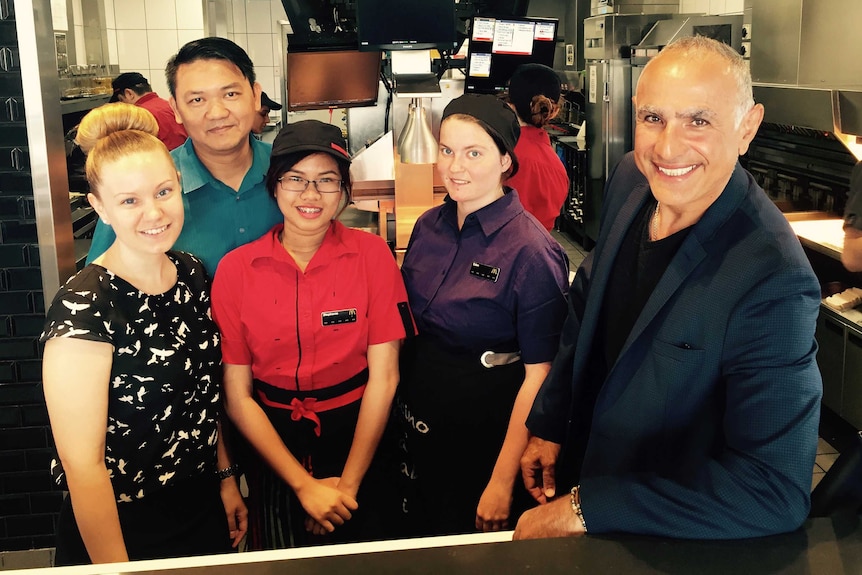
top-left (815, 314), bottom-right (845, 414)
top-left (843, 331), bottom-right (862, 430)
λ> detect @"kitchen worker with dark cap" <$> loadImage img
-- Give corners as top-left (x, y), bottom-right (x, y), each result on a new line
top-left (211, 120), bottom-right (416, 549)
top-left (110, 72), bottom-right (188, 150)
top-left (251, 91), bottom-right (283, 135)
top-left (504, 63), bottom-right (569, 231)
top-left (396, 93), bottom-right (569, 536)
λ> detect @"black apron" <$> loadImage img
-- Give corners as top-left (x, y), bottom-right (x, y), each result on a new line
top-left (244, 369), bottom-right (397, 549)
top-left (396, 336), bottom-right (534, 536)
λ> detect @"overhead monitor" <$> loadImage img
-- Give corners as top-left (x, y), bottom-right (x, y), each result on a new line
top-left (464, 15), bottom-right (559, 94)
top-left (356, 0), bottom-right (458, 52)
top-left (286, 50), bottom-right (381, 111)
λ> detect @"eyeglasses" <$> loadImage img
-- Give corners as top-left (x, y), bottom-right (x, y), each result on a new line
top-left (277, 175), bottom-right (343, 194)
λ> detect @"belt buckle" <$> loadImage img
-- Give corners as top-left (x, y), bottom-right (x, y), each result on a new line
top-left (480, 350), bottom-right (495, 368)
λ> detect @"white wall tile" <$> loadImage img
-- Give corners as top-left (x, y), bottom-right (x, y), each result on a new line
top-left (256, 66), bottom-right (276, 99)
top-left (106, 28), bottom-right (119, 65)
top-left (114, 1), bottom-right (146, 30)
top-left (104, 0), bottom-right (115, 29)
top-left (680, 0), bottom-right (709, 14)
top-left (74, 24), bottom-right (86, 64)
top-left (247, 33), bottom-right (274, 67)
top-left (232, 0), bottom-right (248, 33)
top-left (117, 29), bottom-right (151, 69)
top-left (270, 0), bottom-right (287, 34)
top-left (145, 0), bottom-right (178, 30)
top-left (233, 32), bottom-right (249, 52)
top-left (177, 29), bottom-right (205, 50)
top-left (245, 1), bottom-right (273, 34)
top-left (176, 0), bottom-right (205, 30)
top-left (707, 0), bottom-right (726, 15)
top-left (149, 68), bottom-right (171, 99)
top-left (722, 0), bottom-right (744, 13)
top-left (147, 29), bottom-right (180, 71)
top-left (72, 0), bottom-right (83, 24)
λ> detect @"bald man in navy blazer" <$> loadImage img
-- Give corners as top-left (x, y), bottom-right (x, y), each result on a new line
top-left (514, 36), bottom-right (822, 540)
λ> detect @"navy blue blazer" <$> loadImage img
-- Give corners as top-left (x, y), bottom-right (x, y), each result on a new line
top-left (527, 153), bottom-right (823, 539)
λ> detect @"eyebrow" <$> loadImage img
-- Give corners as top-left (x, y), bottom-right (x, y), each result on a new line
top-left (183, 82), bottom-right (245, 96)
top-left (637, 105), bottom-right (718, 121)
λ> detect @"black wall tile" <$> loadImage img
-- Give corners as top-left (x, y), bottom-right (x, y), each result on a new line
top-left (0, 404), bottom-right (19, 426)
top-left (1, 470), bottom-right (53, 494)
top-left (0, 317), bottom-right (8, 337)
top-left (0, 244), bottom-right (27, 267)
top-left (7, 268), bottom-right (41, 290)
top-left (16, 360), bottom-right (40, 382)
top-left (18, 197), bottom-right (34, 219)
top-left (0, 196), bottom-right (18, 217)
top-left (24, 447), bottom-right (52, 470)
top-left (26, 245), bottom-right (38, 266)
top-left (10, 314), bottom-right (45, 337)
top-left (29, 491), bottom-right (62, 515)
top-left (5, 514), bottom-right (54, 537)
top-left (21, 405), bottom-right (47, 426)
top-left (30, 291), bottom-right (44, 313)
top-left (0, 291), bottom-right (28, 314)
top-left (0, 383), bottom-right (41, 404)
top-left (0, 173), bottom-right (33, 194)
top-left (0, 450), bottom-right (26, 473)
top-left (0, 494), bottom-right (28, 516)
top-left (0, 220), bottom-right (37, 243)
top-left (0, 361), bottom-right (14, 382)
top-left (0, 426), bottom-right (46, 450)
top-left (0, 337), bottom-right (36, 360)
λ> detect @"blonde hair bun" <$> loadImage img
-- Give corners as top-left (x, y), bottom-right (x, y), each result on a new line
top-left (75, 102), bottom-right (160, 154)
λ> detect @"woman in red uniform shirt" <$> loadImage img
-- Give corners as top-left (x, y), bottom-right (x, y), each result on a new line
top-left (211, 120), bottom-right (415, 549)
top-left (504, 63), bottom-right (570, 231)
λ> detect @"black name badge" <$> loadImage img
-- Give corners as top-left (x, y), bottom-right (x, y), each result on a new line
top-left (470, 262), bottom-right (500, 282)
top-left (321, 308), bottom-right (358, 326)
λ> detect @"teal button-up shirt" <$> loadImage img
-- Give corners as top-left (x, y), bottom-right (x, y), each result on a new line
top-left (86, 136), bottom-right (283, 277)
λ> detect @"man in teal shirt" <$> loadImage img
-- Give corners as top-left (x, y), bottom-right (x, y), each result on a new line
top-left (87, 37), bottom-right (282, 276)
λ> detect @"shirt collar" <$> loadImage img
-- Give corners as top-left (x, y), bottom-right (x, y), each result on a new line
top-left (171, 136), bottom-right (272, 196)
top-left (251, 221), bottom-right (360, 270)
top-left (440, 188), bottom-right (523, 237)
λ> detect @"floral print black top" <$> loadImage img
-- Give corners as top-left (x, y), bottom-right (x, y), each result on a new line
top-left (41, 251), bottom-right (221, 503)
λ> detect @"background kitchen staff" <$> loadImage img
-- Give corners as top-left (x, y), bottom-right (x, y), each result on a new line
top-left (88, 37), bottom-right (281, 275)
top-left (109, 71), bottom-right (188, 150)
top-left (397, 94), bottom-right (569, 536)
top-left (212, 120), bottom-right (415, 549)
top-left (504, 63), bottom-right (569, 231)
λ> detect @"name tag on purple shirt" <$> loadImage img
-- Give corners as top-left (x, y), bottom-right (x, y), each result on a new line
top-left (470, 262), bottom-right (500, 282)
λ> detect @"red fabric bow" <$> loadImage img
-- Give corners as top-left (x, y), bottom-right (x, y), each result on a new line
top-left (287, 397), bottom-right (322, 437)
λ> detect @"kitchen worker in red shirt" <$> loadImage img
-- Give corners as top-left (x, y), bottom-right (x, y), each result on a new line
top-left (110, 72), bottom-right (188, 150)
top-left (504, 64), bottom-right (569, 231)
top-left (211, 120), bottom-right (415, 549)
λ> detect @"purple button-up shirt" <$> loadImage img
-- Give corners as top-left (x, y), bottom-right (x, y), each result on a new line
top-left (401, 189), bottom-right (569, 363)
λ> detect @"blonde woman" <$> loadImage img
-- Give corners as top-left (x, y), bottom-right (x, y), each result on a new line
top-left (42, 103), bottom-right (246, 565)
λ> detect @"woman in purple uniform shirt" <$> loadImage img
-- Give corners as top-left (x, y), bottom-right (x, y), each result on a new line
top-left (397, 94), bottom-right (569, 536)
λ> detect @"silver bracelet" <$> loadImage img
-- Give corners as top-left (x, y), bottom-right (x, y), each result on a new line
top-left (216, 463), bottom-right (240, 480)
top-left (570, 485), bottom-right (588, 533)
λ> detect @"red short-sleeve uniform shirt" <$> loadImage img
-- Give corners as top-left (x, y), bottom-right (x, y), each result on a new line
top-left (212, 222), bottom-right (414, 391)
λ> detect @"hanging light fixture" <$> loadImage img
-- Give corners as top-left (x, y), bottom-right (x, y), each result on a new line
top-left (398, 97), bottom-right (437, 164)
